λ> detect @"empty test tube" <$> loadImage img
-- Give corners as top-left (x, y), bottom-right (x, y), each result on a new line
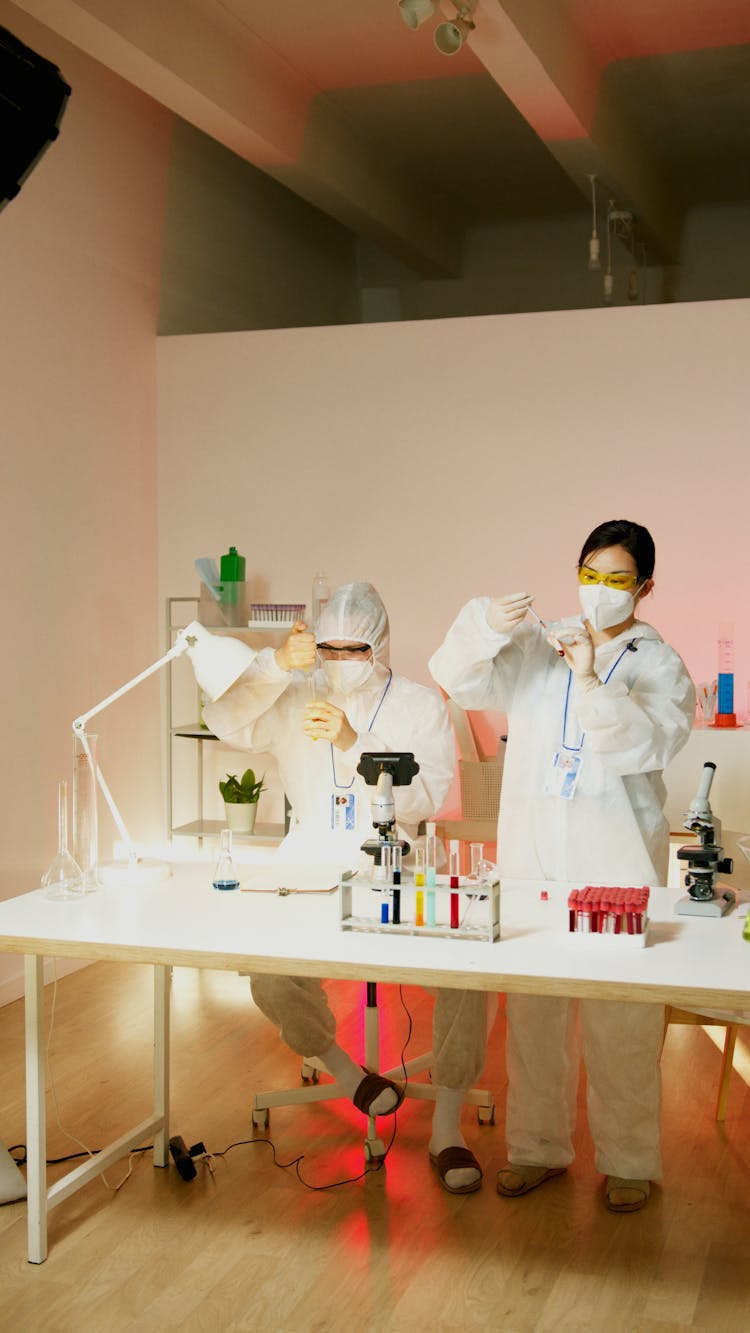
top-left (425, 823), bottom-right (437, 926)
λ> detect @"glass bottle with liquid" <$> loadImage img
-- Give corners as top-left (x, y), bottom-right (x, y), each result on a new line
top-left (213, 828), bottom-right (239, 891)
top-left (312, 572), bottom-right (329, 631)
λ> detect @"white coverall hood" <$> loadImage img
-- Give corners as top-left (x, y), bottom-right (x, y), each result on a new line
top-left (316, 582), bottom-right (390, 669)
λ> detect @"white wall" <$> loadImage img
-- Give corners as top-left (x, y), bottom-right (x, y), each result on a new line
top-left (157, 299), bottom-right (750, 826)
top-left (0, 2), bottom-right (171, 1002)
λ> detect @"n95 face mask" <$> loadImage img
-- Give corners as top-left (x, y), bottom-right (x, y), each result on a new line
top-left (579, 583), bottom-right (639, 631)
top-left (323, 659), bottom-right (374, 694)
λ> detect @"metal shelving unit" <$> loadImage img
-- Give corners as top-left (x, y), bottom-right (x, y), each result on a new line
top-left (166, 597), bottom-right (286, 847)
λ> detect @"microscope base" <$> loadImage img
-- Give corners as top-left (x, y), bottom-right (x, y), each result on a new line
top-left (675, 891), bottom-right (735, 917)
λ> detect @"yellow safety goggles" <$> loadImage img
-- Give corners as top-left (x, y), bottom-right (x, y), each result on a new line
top-left (578, 566), bottom-right (639, 591)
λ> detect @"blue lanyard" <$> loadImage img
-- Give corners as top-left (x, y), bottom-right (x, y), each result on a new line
top-left (330, 669), bottom-right (393, 789)
top-left (561, 641), bottom-right (636, 753)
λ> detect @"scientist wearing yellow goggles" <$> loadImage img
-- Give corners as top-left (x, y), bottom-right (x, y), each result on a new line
top-left (429, 518), bottom-right (695, 1214)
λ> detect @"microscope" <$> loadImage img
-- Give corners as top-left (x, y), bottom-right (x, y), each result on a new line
top-left (674, 761), bottom-right (734, 917)
top-left (356, 751), bottom-right (420, 875)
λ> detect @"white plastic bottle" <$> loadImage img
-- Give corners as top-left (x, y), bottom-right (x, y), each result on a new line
top-left (312, 571), bottom-right (329, 629)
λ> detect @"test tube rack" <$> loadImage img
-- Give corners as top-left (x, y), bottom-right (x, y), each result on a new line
top-left (565, 886), bottom-right (650, 948)
top-left (339, 873), bottom-right (501, 944)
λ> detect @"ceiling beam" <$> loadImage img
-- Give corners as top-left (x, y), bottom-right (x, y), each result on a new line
top-left (468, 0), bottom-right (682, 262)
top-left (13, 0), bottom-right (461, 275)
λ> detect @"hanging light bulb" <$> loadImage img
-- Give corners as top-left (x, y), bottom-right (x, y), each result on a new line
top-left (602, 201), bottom-right (614, 304)
top-left (587, 174), bottom-right (600, 271)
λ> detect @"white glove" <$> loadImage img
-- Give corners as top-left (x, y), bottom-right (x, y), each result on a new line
top-left (486, 592), bottom-right (534, 634)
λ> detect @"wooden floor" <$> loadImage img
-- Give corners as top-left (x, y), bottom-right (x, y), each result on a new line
top-left (1, 962), bottom-right (749, 1332)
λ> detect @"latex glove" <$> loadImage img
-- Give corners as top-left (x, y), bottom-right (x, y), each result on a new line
top-left (485, 592), bottom-right (534, 634)
top-left (275, 621), bottom-right (317, 674)
top-left (303, 700), bottom-right (357, 751)
top-left (551, 628), bottom-right (598, 690)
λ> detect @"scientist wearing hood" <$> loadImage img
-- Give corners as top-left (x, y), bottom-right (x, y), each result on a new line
top-left (429, 520), bottom-right (695, 1212)
top-left (204, 581), bottom-right (492, 1194)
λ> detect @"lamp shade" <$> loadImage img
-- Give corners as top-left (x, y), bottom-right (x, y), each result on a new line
top-left (178, 621), bottom-right (255, 702)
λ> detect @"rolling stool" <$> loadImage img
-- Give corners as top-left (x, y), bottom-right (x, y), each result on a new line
top-left (251, 981), bottom-right (495, 1162)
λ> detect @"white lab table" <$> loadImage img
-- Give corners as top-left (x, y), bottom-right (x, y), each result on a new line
top-left (1, 866), bottom-right (749, 1262)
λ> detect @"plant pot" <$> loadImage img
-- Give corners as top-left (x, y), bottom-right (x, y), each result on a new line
top-left (223, 802), bottom-right (258, 835)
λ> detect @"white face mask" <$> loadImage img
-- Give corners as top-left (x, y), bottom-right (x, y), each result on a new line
top-left (579, 583), bottom-right (641, 631)
top-left (322, 659), bottom-right (374, 694)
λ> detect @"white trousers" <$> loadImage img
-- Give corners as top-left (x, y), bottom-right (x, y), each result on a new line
top-left (505, 994), bottom-right (664, 1179)
top-left (250, 975), bottom-right (492, 1091)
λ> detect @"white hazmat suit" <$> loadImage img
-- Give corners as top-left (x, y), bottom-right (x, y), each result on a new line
top-left (429, 600), bottom-right (695, 1179)
top-left (204, 582), bottom-right (489, 1094)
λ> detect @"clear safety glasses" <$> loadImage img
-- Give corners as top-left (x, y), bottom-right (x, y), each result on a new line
top-left (316, 643), bottom-right (372, 660)
top-left (578, 566), bottom-right (639, 591)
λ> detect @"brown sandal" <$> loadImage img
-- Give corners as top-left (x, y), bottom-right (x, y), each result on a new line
top-left (430, 1146), bottom-right (483, 1195)
top-left (352, 1070), bottom-right (404, 1117)
top-left (496, 1164), bottom-right (566, 1197)
top-left (605, 1177), bottom-right (650, 1212)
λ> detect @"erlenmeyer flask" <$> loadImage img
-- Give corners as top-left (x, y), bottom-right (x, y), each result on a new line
top-left (42, 780), bottom-right (83, 901)
top-left (213, 828), bottom-right (239, 891)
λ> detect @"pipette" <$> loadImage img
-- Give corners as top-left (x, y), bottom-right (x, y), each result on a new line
top-left (528, 603), bottom-right (565, 656)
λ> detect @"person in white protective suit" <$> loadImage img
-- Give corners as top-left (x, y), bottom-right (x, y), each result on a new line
top-left (429, 520), bottom-right (696, 1213)
top-left (203, 581), bottom-right (493, 1194)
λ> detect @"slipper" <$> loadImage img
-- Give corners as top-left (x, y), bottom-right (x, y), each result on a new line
top-left (429, 1146), bottom-right (483, 1195)
top-left (496, 1164), bottom-right (566, 1197)
top-left (352, 1070), bottom-right (404, 1117)
top-left (605, 1176), bottom-right (650, 1213)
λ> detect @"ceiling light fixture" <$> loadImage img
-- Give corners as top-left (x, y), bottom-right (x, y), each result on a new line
top-left (599, 202), bottom-right (638, 306)
top-left (398, 0), bottom-right (438, 29)
top-left (398, 1), bottom-right (477, 55)
top-left (434, 3), bottom-right (477, 55)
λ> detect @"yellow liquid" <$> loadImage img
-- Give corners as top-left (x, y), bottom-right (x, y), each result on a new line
top-left (415, 890), bottom-right (424, 927)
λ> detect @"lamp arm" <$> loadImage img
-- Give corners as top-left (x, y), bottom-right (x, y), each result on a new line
top-left (71, 635), bottom-right (190, 863)
top-left (72, 641), bottom-right (186, 735)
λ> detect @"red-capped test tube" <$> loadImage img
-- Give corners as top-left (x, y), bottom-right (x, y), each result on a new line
top-left (449, 839), bottom-right (460, 929)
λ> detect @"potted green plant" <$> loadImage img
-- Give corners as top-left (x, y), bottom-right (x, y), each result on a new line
top-left (219, 767), bottom-right (265, 835)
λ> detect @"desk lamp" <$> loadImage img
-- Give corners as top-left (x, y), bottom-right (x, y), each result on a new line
top-left (72, 622), bottom-right (254, 886)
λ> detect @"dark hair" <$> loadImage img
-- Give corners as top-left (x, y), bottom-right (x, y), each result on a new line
top-left (578, 519), bottom-right (655, 580)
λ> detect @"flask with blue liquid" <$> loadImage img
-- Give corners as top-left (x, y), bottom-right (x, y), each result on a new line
top-left (213, 828), bottom-right (239, 891)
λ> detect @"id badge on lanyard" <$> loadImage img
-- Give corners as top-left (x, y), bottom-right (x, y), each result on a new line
top-left (543, 750), bottom-right (582, 800)
top-left (544, 640), bottom-right (635, 800)
top-left (544, 667), bottom-right (585, 799)
top-left (330, 791), bottom-right (357, 831)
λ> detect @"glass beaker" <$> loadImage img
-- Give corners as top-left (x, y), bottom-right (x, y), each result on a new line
top-left (73, 731), bottom-right (99, 892)
top-left (42, 779), bottom-right (83, 900)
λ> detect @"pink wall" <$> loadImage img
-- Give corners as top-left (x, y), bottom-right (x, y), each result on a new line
top-left (0, 3), bottom-right (171, 999)
top-left (157, 299), bottom-right (749, 820)
top-left (158, 300), bottom-right (749, 693)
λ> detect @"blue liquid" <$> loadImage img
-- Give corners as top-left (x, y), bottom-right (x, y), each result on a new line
top-left (717, 673), bottom-right (734, 714)
top-left (213, 878), bottom-right (239, 891)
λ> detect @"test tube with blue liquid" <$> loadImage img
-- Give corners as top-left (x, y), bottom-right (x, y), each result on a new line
top-left (213, 828), bottom-right (239, 891)
top-left (425, 822), bottom-right (437, 926)
top-left (381, 843), bottom-right (393, 922)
